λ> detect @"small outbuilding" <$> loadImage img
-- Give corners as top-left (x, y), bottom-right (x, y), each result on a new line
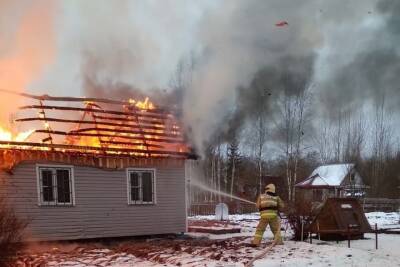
top-left (295, 163), bottom-right (368, 203)
top-left (310, 198), bottom-right (371, 240)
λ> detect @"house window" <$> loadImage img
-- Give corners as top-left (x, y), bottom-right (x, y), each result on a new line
top-left (127, 169), bottom-right (155, 204)
top-left (37, 166), bottom-right (74, 206)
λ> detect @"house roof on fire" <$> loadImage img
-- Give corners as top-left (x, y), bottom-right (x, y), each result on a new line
top-left (0, 89), bottom-right (196, 171)
top-left (295, 163), bottom-right (361, 189)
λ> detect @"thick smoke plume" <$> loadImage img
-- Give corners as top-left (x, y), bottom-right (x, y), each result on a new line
top-left (315, 0), bottom-right (400, 115)
top-left (182, 1), bottom-right (319, 150)
top-left (1, 0), bottom-right (400, 153)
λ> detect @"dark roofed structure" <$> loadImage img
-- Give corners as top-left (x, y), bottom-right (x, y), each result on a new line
top-left (310, 198), bottom-right (371, 240)
top-left (295, 163), bottom-right (368, 202)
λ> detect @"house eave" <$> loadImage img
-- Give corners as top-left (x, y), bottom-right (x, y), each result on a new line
top-left (295, 185), bottom-right (343, 190)
top-left (0, 148), bottom-right (188, 172)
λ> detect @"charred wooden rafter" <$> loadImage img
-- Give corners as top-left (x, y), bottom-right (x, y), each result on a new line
top-left (34, 130), bottom-right (185, 144)
top-left (71, 127), bottom-right (181, 138)
top-left (99, 140), bottom-right (164, 149)
top-left (0, 88), bottom-right (175, 113)
top-left (92, 114), bottom-right (170, 127)
top-left (0, 141), bottom-right (194, 158)
top-left (0, 89), bottom-right (194, 159)
top-left (20, 105), bottom-right (172, 120)
top-left (17, 116), bottom-right (182, 131)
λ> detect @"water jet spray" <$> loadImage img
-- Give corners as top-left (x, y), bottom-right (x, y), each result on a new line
top-left (190, 179), bottom-right (256, 205)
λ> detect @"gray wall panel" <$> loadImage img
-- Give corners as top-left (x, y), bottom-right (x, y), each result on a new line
top-left (0, 161), bottom-right (186, 241)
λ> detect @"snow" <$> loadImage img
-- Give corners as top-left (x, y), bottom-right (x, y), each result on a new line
top-left (18, 212), bottom-right (400, 267)
top-left (189, 213), bottom-right (292, 237)
top-left (254, 234), bottom-right (400, 267)
top-left (191, 213), bottom-right (261, 221)
top-left (366, 212), bottom-right (400, 229)
top-left (298, 163), bottom-right (355, 186)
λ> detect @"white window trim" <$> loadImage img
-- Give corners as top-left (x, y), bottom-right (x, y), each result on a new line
top-left (126, 168), bottom-right (157, 205)
top-left (36, 164), bottom-right (75, 206)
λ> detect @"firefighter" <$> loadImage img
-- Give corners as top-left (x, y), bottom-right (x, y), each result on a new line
top-left (252, 183), bottom-right (285, 246)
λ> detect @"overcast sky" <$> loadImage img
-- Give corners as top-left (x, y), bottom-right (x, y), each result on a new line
top-left (0, 0), bottom-right (399, 152)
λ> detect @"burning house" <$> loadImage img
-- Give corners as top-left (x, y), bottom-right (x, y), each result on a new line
top-left (0, 90), bottom-right (195, 241)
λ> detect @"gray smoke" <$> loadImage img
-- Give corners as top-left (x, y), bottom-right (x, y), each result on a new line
top-left (18, 0), bottom-right (399, 153)
top-left (315, 0), bottom-right (400, 114)
top-left (182, 0), bottom-right (322, 151)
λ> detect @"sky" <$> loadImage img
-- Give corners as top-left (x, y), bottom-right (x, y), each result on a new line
top-left (0, 0), bottom-right (399, 154)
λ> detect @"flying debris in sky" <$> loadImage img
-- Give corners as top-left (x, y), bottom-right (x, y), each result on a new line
top-left (275, 20), bottom-right (289, 27)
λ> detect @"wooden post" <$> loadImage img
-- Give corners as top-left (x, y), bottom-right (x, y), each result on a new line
top-left (301, 219), bottom-right (304, 242)
top-left (317, 220), bottom-right (321, 240)
top-left (347, 225), bottom-right (351, 248)
top-left (375, 223), bottom-right (378, 250)
top-left (309, 232), bottom-right (312, 244)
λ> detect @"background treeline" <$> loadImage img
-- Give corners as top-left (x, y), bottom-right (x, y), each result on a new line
top-left (171, 60), bottom-right (400, 203)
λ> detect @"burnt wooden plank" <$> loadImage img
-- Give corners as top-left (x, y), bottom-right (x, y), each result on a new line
top-left (0, 141), bottom-right (193, 158)
top-left (0, 88), bottom-right (175, 113)
top-left (72, 127), bottom-right (181, 138)
top-left (20, 105), bottom-right (173, 120)
top-left (35, 130), bottom-right (185, 144)
top-left (16, 117), bottom-right (175, 132)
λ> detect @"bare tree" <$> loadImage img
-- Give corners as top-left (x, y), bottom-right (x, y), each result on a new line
top-left (255, 114), bottom-right (268, 195)
top-left (370, 95), bottom-right (393, 196)
top-left (216, 142), bottom-right (222, 202)
top-left (227, 136), bottom-right (241, 199)
top-left (333, 111), bottom-right (343, 162)
top-left (343, 112), bottom-right (366, 163)
top-left (169, 54), bottom-right (195, 93)
top-left (313, 119), bottom-right (332, 164)
top-left (276, 86), bottom-right (312, 201)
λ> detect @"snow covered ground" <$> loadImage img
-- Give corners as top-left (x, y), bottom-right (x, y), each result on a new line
top-left (254, 234), bottom-right (400, 267)
top-left (17, 211), bottom-right (400, 267)
top-left (365, 212), bottom-right (400, 229)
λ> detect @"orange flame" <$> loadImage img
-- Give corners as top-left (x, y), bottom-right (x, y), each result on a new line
top-left (0, 95), bottom-right (190, 157)
top-left (75, 135), bottom-right (101, 148)
top-left (0, 1), bottom-right (56, 123)
top-left (0, 126), bottom-right (34, 142)
top-left (128, 97), bottom-right (155, 110)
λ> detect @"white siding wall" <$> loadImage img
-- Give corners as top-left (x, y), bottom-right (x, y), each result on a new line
top-left (0, 162), bottom-right (186, 241)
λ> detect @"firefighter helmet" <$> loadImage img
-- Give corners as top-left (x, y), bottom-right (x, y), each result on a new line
top-left (265, 183), bottom-right (276, 194)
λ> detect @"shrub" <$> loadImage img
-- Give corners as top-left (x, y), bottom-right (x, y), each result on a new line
top-left (285, 200), bottom-right (312, 241)
top-left (0, 196), bottom-right (28, 266)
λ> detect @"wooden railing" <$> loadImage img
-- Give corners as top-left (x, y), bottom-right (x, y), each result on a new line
top-left (362, 198), bottom-right (400, 212)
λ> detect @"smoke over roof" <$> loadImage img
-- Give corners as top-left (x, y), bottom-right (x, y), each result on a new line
top-left (1, 0), bottom-right (399, 153)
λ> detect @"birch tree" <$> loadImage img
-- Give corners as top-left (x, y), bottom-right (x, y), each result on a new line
top-left (227, 136), bottom-right (241, 199)
top-left (370, 95), bottom-right (393, 196)
top-left (276, 87), bottom-right (312, 201)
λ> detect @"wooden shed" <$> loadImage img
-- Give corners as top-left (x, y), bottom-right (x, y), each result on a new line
top-left (295, 163), bottom-right (368, 203)
top-left (310, 198), bottom-right (371, 240)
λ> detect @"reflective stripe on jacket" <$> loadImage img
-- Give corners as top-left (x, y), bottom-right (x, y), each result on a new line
top-left (259, 194), bottom-right (278, 209)
top-left (256, 194), bottom-right (284, 215)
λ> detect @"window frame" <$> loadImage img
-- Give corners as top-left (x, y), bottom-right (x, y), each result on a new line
top-left (126, 168), bottom-right (156, 205)
top-left (36, 164), bottom-right (75, 206)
